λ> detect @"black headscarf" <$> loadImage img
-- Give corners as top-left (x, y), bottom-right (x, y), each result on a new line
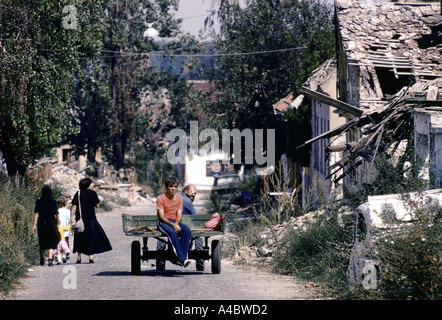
top-left (41, 185), bottom-right (53, 204)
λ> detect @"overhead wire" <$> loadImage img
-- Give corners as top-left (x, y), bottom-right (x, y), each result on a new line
top-left (99, 46), bottom-right (306, 58)
top-left (1, 41), bottom-right (305, 61)
top-left (0, 3), bottom-right (305, 60)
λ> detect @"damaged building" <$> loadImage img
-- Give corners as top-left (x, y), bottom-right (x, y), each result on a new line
top-left (296, 0), bottom-right (442, 198)
top-left (299, 59), bottom-right (348, 204)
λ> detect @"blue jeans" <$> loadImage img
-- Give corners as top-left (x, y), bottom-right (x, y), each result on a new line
top-left (157, 219), bottom-right (191, 262)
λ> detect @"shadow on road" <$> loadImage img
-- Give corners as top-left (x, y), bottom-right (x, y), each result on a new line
top-left (93, 270), bottom-right (206, 277)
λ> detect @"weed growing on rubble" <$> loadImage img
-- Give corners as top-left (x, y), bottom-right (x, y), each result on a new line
top-left (222, 151), bottom-right (441, 300)
top-left (375, 205), bottom-right (442, 300)
top-left (271, 209), bottom-right (353, 289)
top-left (222, 218), bottom-right (268, 262)
top-left (251, 163), bottom-right (302, 226)
top-left (339, 150), bottom-right (441, 299)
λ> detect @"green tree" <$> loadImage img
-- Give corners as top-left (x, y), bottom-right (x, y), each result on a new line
top-left (72, 0), bottom-right (199, 170)
top-left (68, 68), bottom-right (111, 163)
top-left (0, 0), bottom-right (103, 176)
top-left (292, 28), bottom-right (336, 95)
top-left (204, 0), bottom-right (334, 167)
top-left (285, 27), bottom-right (336, 167)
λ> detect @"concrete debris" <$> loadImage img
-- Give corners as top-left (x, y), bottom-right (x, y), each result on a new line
top-left (305, 282), bottom-right (320, 289)
top-left (228, 209), bottom-right (329, 265)
top-left (51, 162), bottom-right (152, 208)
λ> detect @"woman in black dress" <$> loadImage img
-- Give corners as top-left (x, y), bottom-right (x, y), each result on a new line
top-left (33, 185), bottom-right (60, 266)
top-left (70, 178), bottom-right (112, 263)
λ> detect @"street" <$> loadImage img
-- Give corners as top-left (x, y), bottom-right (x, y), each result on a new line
top-left (7, 201), bottom-right (318, 301)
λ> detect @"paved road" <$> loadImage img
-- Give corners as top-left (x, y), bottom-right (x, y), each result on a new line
top-left (8, 201), bottom-right (316, 302)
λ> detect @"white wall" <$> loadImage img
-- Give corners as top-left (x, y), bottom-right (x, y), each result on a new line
top-left (414, 109), bottom-right (442, 189)
top-left (184, 152), bottom-right (229, 190)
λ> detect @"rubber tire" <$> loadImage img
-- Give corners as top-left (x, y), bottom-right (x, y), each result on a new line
top-left (156, 258), bottom-right (166, 271)
top-left (196, 262), bottom-right (205, 272)
top-left (131, 240), bottom-right (141, 275)
top-left (211, 240), bottom-right (221, 274)
top-left (156, 241), bottom-right (166, 271)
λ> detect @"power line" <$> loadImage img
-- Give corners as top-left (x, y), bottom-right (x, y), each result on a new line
top-left (99, 46), bottom-right (306, 58)
top-left (1, 43), bottom-right (305, 61)
top-left (179, 14), bottom-right (211, 20)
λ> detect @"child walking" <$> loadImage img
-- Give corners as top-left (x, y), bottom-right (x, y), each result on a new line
top-left (55, 223), bottom-right (71, 264)
top-left (57, 198), bottom-right (72, 260)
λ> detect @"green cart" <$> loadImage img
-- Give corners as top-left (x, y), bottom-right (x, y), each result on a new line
top-left (122, 214), bottom-right (224, 275)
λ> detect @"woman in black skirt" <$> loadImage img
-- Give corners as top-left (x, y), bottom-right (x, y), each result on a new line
top-left (70, 178), bottom-right (112, 263)
top-left (33, 185), bottom-right (60, 266)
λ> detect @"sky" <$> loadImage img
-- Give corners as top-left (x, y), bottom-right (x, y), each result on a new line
top-left (174, 0), bottom-right (335, 38)
top-left (175, 0), bottom-right (218, 38)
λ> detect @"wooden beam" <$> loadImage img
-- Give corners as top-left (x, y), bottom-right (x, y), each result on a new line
top-left (404, 99), bottom-right (442, 106)
top-left (427, 85), bottom-right (438, 100)
top-left (296, 118), bottom-right (359, 149)
top-left (325, 141), bottom-right (357, 152)
top-left (300, 87), bottom-right (364, 116)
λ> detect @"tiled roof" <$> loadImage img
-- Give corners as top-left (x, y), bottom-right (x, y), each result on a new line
top-left (189, 80), bottom-right (220, 103)
top-left (273, 93), bottom-right (294, 113)
top-left (336, 0), bottom-right (442, 79)
top-left (304, 59), bottom-right (337, 92)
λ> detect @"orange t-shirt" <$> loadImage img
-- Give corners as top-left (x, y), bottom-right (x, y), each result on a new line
top-left (156, 193), bottom-right (183, 220)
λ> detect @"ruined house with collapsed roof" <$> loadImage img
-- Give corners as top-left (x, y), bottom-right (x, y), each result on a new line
top-left (295, 0), bottom-right (442, 199)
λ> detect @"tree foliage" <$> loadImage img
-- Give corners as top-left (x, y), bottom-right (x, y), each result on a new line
top-left (206, 0), bottom-right (333, 126)
top-left (285, 27), bottom-right (336, 165)
top-left (292, 27), bottom-right (336, 95)
top-left (69, 0), bottom-right (200, 171)
top-left (0, 0), bottom-right (200, 177)
top-left (204, 0), bottom-right (334, 167)
top-left (0, 0), bottom-right (103, 176)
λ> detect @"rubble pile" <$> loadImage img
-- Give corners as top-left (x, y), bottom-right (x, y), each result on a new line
top-left (51, 163), bottom-right (152, 209)
top-left (227, 208), bottom-right (328, 265)
top-left (52, 165), bottom-right (85, 198)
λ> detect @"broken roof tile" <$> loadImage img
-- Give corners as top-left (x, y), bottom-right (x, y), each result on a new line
top-left (336, 0), bottom-right (442, 79)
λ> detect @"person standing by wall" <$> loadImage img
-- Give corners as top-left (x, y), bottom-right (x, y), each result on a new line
top-left (33, 185), bottom-right (60, 267)
top-left (70, 178), bottom-right (112, 263)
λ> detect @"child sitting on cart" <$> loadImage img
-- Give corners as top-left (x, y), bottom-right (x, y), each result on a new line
top-left (156, 176), bottom-right (191, 267)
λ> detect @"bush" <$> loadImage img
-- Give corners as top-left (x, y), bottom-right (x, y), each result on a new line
top-left (137, 157), bottom-right (174, 198)
top-left (221, 217), bottom-right (268, 261)
top-left (375, 206), bottom-right (441, 300)
top-left (0, 174), bottom-right (39, 297)
top-left (252, 163), bottom-right (302, 225)
top-left (272, 210), bottom-right (352, 286)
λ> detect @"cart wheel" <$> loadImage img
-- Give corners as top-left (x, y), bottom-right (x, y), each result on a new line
top-left (196, 262), bottom-right (205, 272)
top-left (211, 240), bottom-right (221, 274)
top-left (156, 258), bottom-right (166, 271)
top-left (131, 240), bottom-right (141, 275)
top-left (156, 241), bottom-right (166, 271)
